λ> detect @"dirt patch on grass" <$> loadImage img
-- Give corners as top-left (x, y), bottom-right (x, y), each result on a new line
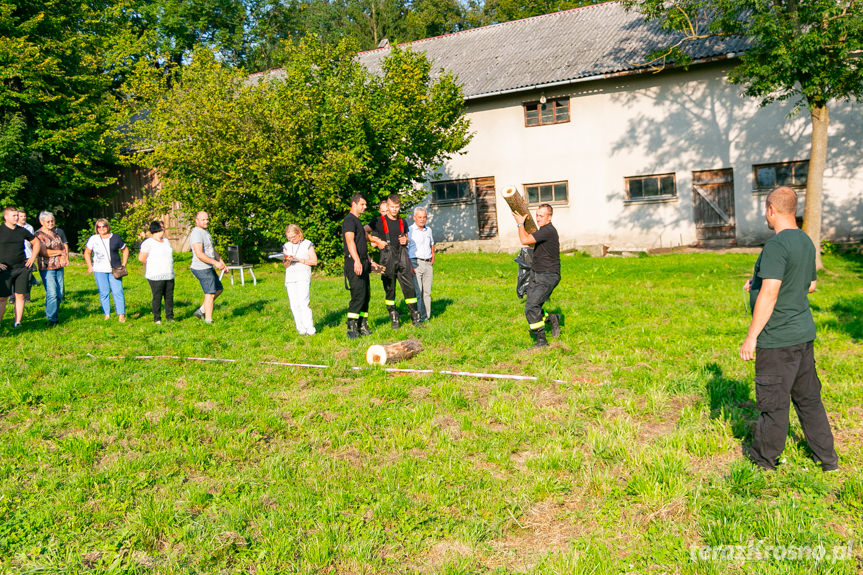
top-left (533, 386), bottom-right (567, 409)
top-left (470, 455), bottom-right (508, 481)
top-left (415, 539), bottom-right (473, 572)
top-left (486, 499), bottom-right (587, 571)
top-left (334, 446), bottom-right (365, 466)
top-left (689, 447), bottom-right (738, 477)
top-left (509, 450), bottom-right (534, 471)
top-left (433, 415), bottom-right (463, 439)
top-left (195, 401), bottom-right (218, 412)
top-left (410, 385), bottom-right (430, 400)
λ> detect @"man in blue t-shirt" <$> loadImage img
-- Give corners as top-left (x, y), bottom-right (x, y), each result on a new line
top-left (514, 203), bottom-right (561, 349)
top-left (741, 186), bottom-right (838, 471)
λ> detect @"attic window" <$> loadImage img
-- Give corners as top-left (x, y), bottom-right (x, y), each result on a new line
top-left (524, 98), bottom-right (569, 127)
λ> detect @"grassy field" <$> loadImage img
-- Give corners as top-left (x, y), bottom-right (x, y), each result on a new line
top-left (1, 249), bottom-right (861, 574)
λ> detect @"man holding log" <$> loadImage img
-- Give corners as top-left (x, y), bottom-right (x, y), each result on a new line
top-left (342, 194), bottom-right (374, 339)
top-left (514, 203), bottom-right (561, 349)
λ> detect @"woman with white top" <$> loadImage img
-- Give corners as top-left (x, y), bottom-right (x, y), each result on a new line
top-left (83, 218), bottom-right (129, 322)
top-left (138, 221), bottom-right (175, 324)
top-left (282, 224), bottom-right (317, 335)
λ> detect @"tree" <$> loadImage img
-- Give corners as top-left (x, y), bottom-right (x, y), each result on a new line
top-left (0, 0), bottom-right (127, 232)
top-left (479, 0), bottom-right (605, 25)
top-left (623, 0), bottom-right (863, 268)
top-left (128, 38), bottom-right (471, 262)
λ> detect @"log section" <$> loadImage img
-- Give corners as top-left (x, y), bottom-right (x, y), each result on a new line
top-left (366, 339), bottom-right (423, 365)
top-left (501, 186), bottom-right (538, 234)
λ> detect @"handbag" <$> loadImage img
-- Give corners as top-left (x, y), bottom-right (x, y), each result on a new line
top-left (101, 235), bottom-right (127, 279)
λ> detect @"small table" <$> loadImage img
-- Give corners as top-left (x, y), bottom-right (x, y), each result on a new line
top-left (219, 264), bottom-right (257, 286)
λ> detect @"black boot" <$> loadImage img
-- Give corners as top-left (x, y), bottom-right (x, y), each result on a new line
top-left (546, 314), bottom-right (561, 337)
top-left (530, 328), bottom-right (548, 349)
top-left (359, 317), bottom-right (372, 336)
top-left (408, 305), bottom-right (424, 327)
top-left (389, 309), bottom-right (400, 329)
top-left (346, 318), bottom-right (360, 339)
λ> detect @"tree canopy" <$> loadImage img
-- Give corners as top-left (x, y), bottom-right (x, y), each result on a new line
top-left (0, 0), bottom-right (126, 221)
top-left (129, 39), bottom-right (471, 262)
top-left (623, 0), bottom-right (863, 267)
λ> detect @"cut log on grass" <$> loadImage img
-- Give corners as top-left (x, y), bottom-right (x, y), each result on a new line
top-left (366, 339), bottom-right (423, 365)
top-left (501, 186), bottom-right (538, 234)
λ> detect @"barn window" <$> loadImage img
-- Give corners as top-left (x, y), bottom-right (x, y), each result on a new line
top-left (524, 181), bottom-right (569, 205)
top-left (625, 173), bottom-right (677, 201)
top-left (524, 98), bottom-right (570, 127)
top-left (431, 179), bottom-right (473, 203)
top-left (753, 160), bottom-right (808, 191)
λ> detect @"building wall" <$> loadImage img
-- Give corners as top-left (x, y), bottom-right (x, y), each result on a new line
top-left (420, 62), bottom-right (863, 251)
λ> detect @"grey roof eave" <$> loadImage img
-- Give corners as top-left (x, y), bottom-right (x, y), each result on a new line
top-left (462, 52), bottom-right (744, 101)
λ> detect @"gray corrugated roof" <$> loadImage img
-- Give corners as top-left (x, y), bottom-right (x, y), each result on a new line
top-left (356, 1), bottom-right (748, 99)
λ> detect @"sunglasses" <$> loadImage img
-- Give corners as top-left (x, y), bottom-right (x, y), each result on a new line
top-left (96, 224), bottom-right (108, 229)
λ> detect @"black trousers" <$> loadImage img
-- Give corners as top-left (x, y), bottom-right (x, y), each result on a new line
top-left (345, 257), bottom-right (370, 317)
top-left (147, 279), bottom-right (174, 321)
top-left (524, 271), bottom-right (560, 329)
top-left (380, 246), bottom-right (415, 306)
top-left (750, 341), bottom-right (838, 470)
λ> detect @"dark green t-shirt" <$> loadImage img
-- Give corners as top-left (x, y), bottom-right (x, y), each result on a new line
top-left (749, 229), bottom-right (817, 348)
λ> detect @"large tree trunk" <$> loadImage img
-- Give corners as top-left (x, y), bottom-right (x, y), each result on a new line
top-left (803, 102), bottom-right (829, 270)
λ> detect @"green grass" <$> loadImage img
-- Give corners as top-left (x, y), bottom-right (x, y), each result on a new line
top-left (1, 250), bottom-right (861, 573)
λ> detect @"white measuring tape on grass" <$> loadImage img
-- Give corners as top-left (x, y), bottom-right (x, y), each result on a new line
top-left (85, 353), bottom-right (600, 385)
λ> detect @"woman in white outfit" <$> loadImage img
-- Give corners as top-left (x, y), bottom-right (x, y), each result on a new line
top-left (283, 224), bottom-right (317, 335)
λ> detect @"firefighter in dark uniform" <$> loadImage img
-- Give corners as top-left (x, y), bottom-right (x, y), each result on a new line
top-left (370, 194), bottom-right (423, 329)
top-left (342, 193), bottom-right (375, 339)
top-left (514, 203), bottom-right (561, 348)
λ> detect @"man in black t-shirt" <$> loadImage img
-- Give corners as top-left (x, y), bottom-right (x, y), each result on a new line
top-left (369, 194), bottom-right (423, 329)
top-left (514, 203), bottom-right (561, 349)
top-left (0, 206), bottom-right (40, 328)
top-left (342, 194), bottom-right (374, 339)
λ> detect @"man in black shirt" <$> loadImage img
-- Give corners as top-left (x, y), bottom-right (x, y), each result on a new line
top-left (0, 206), bottom-right (40, 328)
top-left (342, 194), bottom-right (374, 339)
top-left (514, 203), bottom-right (561, 348)
top-left (369, 194), bottom-right (423, 329)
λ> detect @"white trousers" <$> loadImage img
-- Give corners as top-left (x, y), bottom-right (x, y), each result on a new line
top-left (285, 280), bottom-right (315, 335)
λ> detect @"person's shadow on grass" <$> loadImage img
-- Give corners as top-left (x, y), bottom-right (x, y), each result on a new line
top-left (704, 362), bottom-right (758, 442)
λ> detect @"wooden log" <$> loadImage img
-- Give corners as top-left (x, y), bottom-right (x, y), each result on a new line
top-left (366, 338), bottom-right (423, 365)
top-left (501, 186), bottom-right (538, 234)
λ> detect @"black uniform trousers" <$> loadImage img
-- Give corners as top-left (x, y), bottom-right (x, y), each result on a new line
top-left (524, 271), bottom-right (560, 329)
top-left (381, 246), bottom-right (416, 305)
top-left (750, 341), bottom-right (838, 470)
top-left (345, 256), bottom-right (371, 317)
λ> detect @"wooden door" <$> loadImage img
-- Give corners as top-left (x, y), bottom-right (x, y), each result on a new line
top-left (692, 168), bottom-right (736, 247)
top-left (475, 176), bottom-right (498, 239)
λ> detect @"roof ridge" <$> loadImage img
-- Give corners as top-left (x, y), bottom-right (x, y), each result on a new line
top-left (357, 1), bottom-right (618, 56)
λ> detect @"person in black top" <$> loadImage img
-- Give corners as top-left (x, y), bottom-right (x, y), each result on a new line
top-left (514, 203), bottom-right (561, 348)
top-left (369, 194), bottom-right (423, 329)
top-left (0, 206), bottom-right (40, 328)
top-left (342, 194), bottom-right (375, 339)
